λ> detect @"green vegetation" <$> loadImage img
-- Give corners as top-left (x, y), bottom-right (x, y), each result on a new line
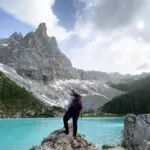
top-left (102, 87), bottom-right (150, 114)
top-left (117, 141), bottom-right (127, 148)
top-left (0, 71), bottom-right (64, 118)
top-left (103, 75), bottom-right (150, 115)
top-left (81, 107), bottom-right (124, 117)
top-left (102, 144), bottom-right (114, 149)
top-left (81, 113), bottom-right (124, 118)
top-left (102, 141), bottom-right (126, 149)
top-left (109, 82), bottom-right (131, 92)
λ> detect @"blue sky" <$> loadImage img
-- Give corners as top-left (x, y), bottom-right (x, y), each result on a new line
top-left (0, 9), bottom-right (33, 38)
top-left (0, 0), bottom-right (78, 37)
top-left (0, 0), bottom-right (150, 74)
top-left (53, 0), bottom-right (77, 30)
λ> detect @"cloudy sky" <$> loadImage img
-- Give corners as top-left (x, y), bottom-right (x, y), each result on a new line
top-left (0, 0), bottom-right (150, 74)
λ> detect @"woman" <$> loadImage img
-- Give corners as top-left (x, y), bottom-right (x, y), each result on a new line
top-left (63, 90), bottom-right (83, 138)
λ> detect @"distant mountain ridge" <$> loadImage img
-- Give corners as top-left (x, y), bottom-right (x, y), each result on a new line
top-left (0, 22), bottom-right (148, 110)
top-left (109, 74), bottom-right (150, 92)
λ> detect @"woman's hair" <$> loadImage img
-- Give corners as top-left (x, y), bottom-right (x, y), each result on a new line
top-left (70, 89), bottom-right (76, 95)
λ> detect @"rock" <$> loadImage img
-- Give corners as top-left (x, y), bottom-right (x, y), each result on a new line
top-left (26, 110), bottom-right (36, 116)
top-left (30, 125), bottom-right (98, 150)
top-left (9, 32), bottom-right (23, 41)
top-left (36, 23), bottom-right (47, 37)
top-left (123, 114), bottom-right (150, 150)
top-left (14, 112), bottom-right (22, 118)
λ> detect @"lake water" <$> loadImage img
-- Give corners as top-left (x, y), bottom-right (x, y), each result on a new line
top-left (0, 117), bottom-right (124, 150)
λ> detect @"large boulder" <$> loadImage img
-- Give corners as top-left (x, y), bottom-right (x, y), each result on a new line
top-left (30, 125), bottom-right (98, 150)
top-left (123, 114), bottom-right (150, 150)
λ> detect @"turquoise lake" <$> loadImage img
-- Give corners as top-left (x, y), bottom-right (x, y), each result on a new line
top-left (0, 117), bottom-right (124, 150)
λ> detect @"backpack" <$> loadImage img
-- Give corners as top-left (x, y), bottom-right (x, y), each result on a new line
top-left (72, 93), bottom-right (83, 110)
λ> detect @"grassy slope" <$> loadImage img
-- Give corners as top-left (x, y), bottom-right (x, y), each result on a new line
top-left (0, 71), bottom-right (63, 117)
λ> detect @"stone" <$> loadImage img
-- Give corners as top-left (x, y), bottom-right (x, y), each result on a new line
top-left (26, 110), bottom-right (36, 116)
top-left (123, 114), bottom-right (150, 150)
top-left (30, 125), bottom-right (98, 150)
top-left (9, 32), bottom-right (23, 41)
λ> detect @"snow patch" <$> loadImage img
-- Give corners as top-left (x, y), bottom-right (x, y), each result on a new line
top-left (40, 95), bottom-right (56, 106)
top-left (13, 49), bottom-right (18, 53)
top-left (104, 83), bottom-right (110, 89)
top-left (0, 43), bottom-right (8, 47)
top-left (0, 64), bottom-right (9, 74)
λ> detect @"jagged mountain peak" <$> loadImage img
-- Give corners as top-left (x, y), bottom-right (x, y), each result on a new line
top-left (37, 22), bottom-right (47, 32)
top-left (0, 23), bottom-right (80, 81)
top-left (50, 36), bottom-right (57, 44)
top-left (9, 32), bottom-right (23, 41)
top-left (0, 23), bottom-right (140, 83)
top-left (35, 22), bottom-right (47, 37)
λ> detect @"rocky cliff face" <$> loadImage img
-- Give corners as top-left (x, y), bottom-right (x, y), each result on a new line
top-left (0, 22), bottom-right (139, 84)
top-left (0, 23), bottom-right (80, 81)
top-left (0, 63), bottom-right (123, 108)
top-left (124, 114), bottom-right (150, 150)
top-left (30, 124), bottom-right (98, 150)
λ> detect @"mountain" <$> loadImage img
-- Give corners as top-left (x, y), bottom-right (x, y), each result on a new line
top-left (109, 74), bottom-right (150, 92)
top-left (0, 23), bottom-right (80, 81)
top-left (0, 22), bottom-right (141, 83)
top-left (0, 22), bottom-right (136, 110)
top-left (0, 63), bottom-right (123, 110)
top-left (102, 75), bottom-right (150, 114)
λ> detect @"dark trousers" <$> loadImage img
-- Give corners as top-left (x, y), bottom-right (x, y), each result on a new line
top-left (63, 107), bottom-right (80, 137)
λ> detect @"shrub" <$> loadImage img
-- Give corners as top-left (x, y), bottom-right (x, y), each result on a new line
top-left (102, 144), bottom-right (114, 149)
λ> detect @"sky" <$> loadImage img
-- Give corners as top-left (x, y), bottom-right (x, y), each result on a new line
top-left (1, 0), bottom-right (150, 74)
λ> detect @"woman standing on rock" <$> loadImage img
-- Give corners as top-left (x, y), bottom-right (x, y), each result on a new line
top-left (63, 89), bottom-right (83, 138)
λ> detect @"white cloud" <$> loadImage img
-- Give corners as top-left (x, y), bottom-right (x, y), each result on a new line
top-left (0, 0), bottom-right (71, 41)
top-left (1, 0), bottom-right (150, 74)
top-left (68, 31), bottom-right (150, 74)
top-left (136, 20), bottom-right (145, 30)
top-left (62, 0), bottom-right (150, 74)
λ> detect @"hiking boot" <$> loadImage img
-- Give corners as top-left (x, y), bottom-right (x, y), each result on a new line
top-left (63, 130), bottom-right (69, 135)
